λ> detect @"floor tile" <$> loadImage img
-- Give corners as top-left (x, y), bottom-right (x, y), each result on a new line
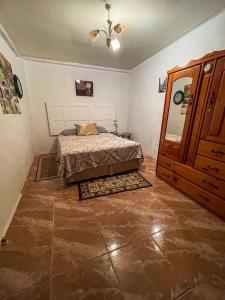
top-left (177, 275), bottom-right (225, 300)
top-left (8, 281), bottom-right (50, 300)
top-left (53, 218), bottom-right (107, 275)
top-left (110, 238), bottom-right (189, 300)
top-left (52, 254), bottom-right (123, 300)
top-left (152, 228), bottom-right (225, 287)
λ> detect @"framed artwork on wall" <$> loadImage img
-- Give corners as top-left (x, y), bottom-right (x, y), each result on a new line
top-left (0, 53), bottom-right (21, 114)
top-left (75, 80), bottom-right (93, 97)
top-left (158, 76), bottom-right (167, 93)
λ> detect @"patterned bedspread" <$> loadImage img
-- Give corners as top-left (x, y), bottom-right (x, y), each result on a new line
top-left (57, 133), bottom-right (143, 178)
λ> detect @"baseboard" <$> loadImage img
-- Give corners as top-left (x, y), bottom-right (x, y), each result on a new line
top-left (0, 193), bottom-right (22, 240)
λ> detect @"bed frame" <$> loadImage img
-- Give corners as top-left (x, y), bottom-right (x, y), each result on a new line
top-left (65, 159), bottom-right (141, 183)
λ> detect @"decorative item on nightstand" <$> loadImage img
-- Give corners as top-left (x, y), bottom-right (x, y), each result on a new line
top-left (113, 120), bottom-right (118, 134)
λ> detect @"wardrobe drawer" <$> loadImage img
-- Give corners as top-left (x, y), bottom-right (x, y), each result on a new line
top-left (158, 155), bottom-right (176, 171)
top-left (158, 155), bottom-right (225, 199)
top-left (157, 165), bottom-right (176, 185)
top-left (157, 166), bottom-right (225, 219)
top-left (198, 140), bottom-right (225, 163)
top-left (195, 155), bottom-right (225, 181)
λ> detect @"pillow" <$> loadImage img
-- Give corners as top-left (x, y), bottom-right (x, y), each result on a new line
top-left (97, 126), bottom-right (108, 133)
top-left (60, 128), bottom-right (76, 136)
top-left (75, 123), bottom-right (99, 136)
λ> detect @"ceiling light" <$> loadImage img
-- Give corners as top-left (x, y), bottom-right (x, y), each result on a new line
top-left (89, 30), bottom-right (100, 42)
top-left (89, 3), bottom-right (125, 50)
top-left (113, 23), bottom-right (126, 34)
top-left (111, 38), bottom-right (120, 50)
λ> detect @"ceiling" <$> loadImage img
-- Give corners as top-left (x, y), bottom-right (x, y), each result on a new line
top-left (0, 0), bottom-right (225, 69)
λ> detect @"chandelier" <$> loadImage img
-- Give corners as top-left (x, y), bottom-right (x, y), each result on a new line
top-left (89, 3), bottom-right (125, 50)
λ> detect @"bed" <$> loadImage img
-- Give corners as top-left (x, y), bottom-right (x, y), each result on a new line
top-left (57, 132), bottom-right (144, 183)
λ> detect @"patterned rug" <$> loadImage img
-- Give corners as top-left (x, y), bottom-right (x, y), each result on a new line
top-left (36, 153), bottom-right (59, 181)
top-left (78, 171), bottom-right (152, 200)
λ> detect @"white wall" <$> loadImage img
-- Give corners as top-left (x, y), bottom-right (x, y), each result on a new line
top-left (24, 60), bottom-right (129, 153)
top-left (0, 34), bottom-right (34, 237)
top-left (128, 10), bottom-right (225, 158)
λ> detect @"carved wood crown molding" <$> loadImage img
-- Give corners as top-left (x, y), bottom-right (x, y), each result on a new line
top-left (168, 50), bottom-right (225, 74)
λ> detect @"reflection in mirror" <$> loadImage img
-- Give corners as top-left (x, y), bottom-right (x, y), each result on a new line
top-left (165, 77), bottom-right (192, 143)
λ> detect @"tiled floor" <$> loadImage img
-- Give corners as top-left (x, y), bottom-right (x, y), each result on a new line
top-left (0, 156), bottom-right (225, 300)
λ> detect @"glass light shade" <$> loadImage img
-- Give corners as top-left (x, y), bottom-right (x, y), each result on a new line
top-left (89, 30), bottom-right (100, 42)
top-left (111, 38), bottom-right (120, 50)
top-left (113, 23), bottom-right (125, 34)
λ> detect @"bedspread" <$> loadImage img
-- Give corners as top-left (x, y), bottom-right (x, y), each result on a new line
top-left (57, 133), bottom-right (143, 178)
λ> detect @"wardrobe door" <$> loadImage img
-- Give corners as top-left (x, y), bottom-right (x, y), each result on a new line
top-left (159, 65), bottom-right (201, 161)
top-left (201, 56), bottom-right (225, 144)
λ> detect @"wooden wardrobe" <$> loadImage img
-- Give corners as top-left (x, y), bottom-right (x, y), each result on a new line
top-left (156, 50), bottom-right (225, 220)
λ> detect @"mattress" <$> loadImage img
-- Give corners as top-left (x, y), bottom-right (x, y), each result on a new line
top-left (57, 133), bottom-right (144, 180)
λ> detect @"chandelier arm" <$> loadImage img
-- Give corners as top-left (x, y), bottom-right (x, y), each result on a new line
top-left (98, 29), bottom-right (108, 37)
top-left (109, 22), bottom-right (112, 38)
top-left (110, 26), bottom-right (114, 35)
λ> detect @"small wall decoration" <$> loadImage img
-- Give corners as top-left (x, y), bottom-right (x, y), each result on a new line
top-left (75, 80), bottom-right (93, 97)
top-left (181, 84), bottom-right (191, 115)
top-left (13, 74), bottom-right (23, 99)
top-left (0, 53), bottom-right (21, 114)
top-left (158, 76), bottom-right (167, 93)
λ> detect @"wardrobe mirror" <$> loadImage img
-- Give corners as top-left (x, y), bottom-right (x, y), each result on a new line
top-left (165, 77), bottom-right (192, 143)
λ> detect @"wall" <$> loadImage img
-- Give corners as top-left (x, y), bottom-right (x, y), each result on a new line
top-left (24, 60), bottom-right (129, 153)
top-left (0, 34), bottom-right (34, 237)
top-left (128, 10), bottom-right (225, 158)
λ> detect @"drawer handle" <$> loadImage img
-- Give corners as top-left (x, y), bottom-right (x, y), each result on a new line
top-left (199, 194), bottom-right (210, 202)
top-left (164, 162), bottom-right (172, 167)
top-left (162, 172), bottom-right (170, 178)
top-left (202, 179), bottom-right (218, 190)
top-left (211, 150), bottom-right (225, 156)
top-left (173, 176), bottom-right (178, 182)
top-left (203, 165), bottom-right (220, 172)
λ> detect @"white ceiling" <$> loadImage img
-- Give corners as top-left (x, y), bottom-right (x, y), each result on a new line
top-left (0, 0), bottom-right (225, 69)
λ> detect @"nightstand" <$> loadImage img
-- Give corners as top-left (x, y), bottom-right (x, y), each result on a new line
top-left (110, 132), bottom-right (131, 140)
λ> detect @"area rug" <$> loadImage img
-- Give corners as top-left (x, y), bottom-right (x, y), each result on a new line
top-left (78, 171), bottom-right (152, 200)
top-left (35, 153), bottom-right (59, 181)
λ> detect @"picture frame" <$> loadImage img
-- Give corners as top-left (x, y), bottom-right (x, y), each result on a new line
top-left (158, 76), bottom-right (167, 93)
top-left (75, 80), bottom-right (93, 97)
top-left (0, 53), bottom-right (21, 114)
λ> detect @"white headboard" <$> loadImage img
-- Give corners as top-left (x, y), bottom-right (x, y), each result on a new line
top-left (45, 103), bottom-right (115, 135)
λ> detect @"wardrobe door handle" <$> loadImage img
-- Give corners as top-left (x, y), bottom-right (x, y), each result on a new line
top-left (189, 94), bottom-right (194, 106)
top-left (209, 91), bottom-right (216, 105)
